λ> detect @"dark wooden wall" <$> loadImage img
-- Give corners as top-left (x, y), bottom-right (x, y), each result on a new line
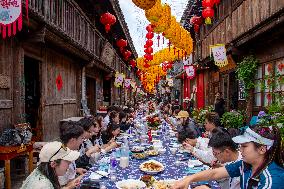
top-left (200, 0), bottom-right (284, 60)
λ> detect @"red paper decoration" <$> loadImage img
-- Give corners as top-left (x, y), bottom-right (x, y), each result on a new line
top-left (56, 74), bottom-right (63, 91)
top-left (100, 12), bottom-right (116, 33)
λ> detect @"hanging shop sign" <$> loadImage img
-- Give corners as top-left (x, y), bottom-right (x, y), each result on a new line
top-left (238, 80), bottom-right (245, 100)
top-left (184, 65), bottom-right (196, 79)
top-left (0, 0), bottom-right (29, 38)
top-left (114, 72), bottom-right (125, 88)
top-left (210, 44), bottom-right (228, 67)
top-left (124, 78), bottom-right (131, 89)
top-left (183, 54), bottom-right (193, 66)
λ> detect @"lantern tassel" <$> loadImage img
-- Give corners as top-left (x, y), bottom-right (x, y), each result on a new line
top-left (205, 17), bottom-right (212, 25)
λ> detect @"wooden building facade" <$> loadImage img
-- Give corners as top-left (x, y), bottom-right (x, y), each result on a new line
top-left (0, 0), bottom-right (137, 141)
top-left (181, 0), bottom-right (284, 116)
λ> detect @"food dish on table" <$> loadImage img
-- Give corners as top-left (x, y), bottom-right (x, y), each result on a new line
top-left (116, 179), bottom-right (146, 189)
top-left (133, 153), bottom-right (148, 160)
top-left (145, 150), bottom-right (159, 156)
top-left (131, 146), bottom-right (145, 153)
top-left (140, 175), bottom-right (156, 187)
top-left (139, 160), bottom-right (164, 174)
top-left (153, 180), bottom-right (176, 189)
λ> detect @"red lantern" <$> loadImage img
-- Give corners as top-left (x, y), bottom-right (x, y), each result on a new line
top-left (116, 39), bottom-right (128, 51)
top-left (167, 63), bottom-right (173, 69)
top-left (213, 0), bottom-right (221, 5)
top-left (129, 59), bottom-right (136, 68)
top-left (145, 47), bottom-right (153, 54)
top-left (146, 24), bottom-right (153, 32)
top-left (146, 32), bottom-right (154, 39)
top-left (190, 16), bottom-right (203, 32)
top-left (100, 12), bottom-right (116, 33)
top-left (146, 39), bottom-right (153, 47)
top-left (144, 63), bottom-right (150, 68)
top-left (137, 69), bottom-right (141, 75)
top-left (124, 50), bottom-right (132, 60)
top-left (202, 7), bottom-right (214, 24)
top-left (202, 0), bottom-right (214, 7)
top-left (144, 54), bottom-right (153, 60)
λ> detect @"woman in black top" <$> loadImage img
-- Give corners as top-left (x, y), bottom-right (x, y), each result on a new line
top-left (214, 92), bottom-right (225, 118)
top-left (101, 122), bottom-right (120, 144)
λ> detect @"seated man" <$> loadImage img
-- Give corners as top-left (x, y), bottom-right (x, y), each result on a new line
top-left (178, 126), bottom-right (216, 164)
top-left (207, 131), bottom-right (241, 189)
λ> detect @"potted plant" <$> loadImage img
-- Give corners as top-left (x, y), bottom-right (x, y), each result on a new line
top-left (221, 111), bottom-right (244, 129)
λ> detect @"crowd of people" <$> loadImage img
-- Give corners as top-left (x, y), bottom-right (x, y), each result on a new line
top-left (20, 99), bottom-right (284, 189)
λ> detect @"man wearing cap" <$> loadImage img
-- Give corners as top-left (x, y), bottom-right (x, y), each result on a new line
top-left (176, 110), bottom-right (201, 137)
top-left (21, 141), bottom-right (80, 189)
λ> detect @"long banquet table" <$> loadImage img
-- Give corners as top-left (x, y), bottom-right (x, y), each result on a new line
top-left (80, 123), bottom-right (220, 189)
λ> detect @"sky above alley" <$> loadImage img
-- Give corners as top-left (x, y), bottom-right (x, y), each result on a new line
top-left (119, 0), bottom-right (189, 57)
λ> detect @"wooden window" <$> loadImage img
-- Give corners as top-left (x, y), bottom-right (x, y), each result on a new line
top-left (253, 58), bottom-right (284, 107)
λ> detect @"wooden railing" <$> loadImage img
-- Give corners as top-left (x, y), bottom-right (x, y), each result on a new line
top-left (28, 0), bottom-right (105, 58)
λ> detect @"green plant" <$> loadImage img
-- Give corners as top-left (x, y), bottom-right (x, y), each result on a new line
top-left (221, 111), bottom-right (244, 129)
top-left (236, 55), bottom-right (259, 98)
top-left (192, 106), bottom-right (214, 124)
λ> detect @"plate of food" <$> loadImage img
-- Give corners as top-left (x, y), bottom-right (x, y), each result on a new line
top-left (140, 175), bottom-right (156, 187)
top-left (153, 180), bottom-right (176, 189)
top-left (145, 150), bottom-right (159, 156)
top-left (188, 159), bottom-right (203, 168)
top-left (131, 146), bottom-right (145, 153)
top-left (116, 179), bottom-right (146, 189)
top-left (139, 160), bottom-right (165, 174)
top-left (133, 153), bottom-right (148, 160)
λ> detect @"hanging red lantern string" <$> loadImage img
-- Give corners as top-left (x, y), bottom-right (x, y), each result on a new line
top-left (143, 24), bottom-right (154, 62)
top-left (213, 0), bottom-right (221, 5)
top-left (100, 12), bottom-right (116, 33)
top-left (129, 59), bottom-right (136, 68)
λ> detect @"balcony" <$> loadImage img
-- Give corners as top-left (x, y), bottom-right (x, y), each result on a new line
top-left (27, 0), bottom-right (105, 60)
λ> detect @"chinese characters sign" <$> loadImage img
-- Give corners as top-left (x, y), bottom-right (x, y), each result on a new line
top-left (210, 44), bottom-right (228, 67)
top-left (0, 0), bottom-right (28, 38)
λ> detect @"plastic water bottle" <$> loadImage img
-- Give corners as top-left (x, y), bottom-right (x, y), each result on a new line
top-left (109, 150), bottom-right (117, 168)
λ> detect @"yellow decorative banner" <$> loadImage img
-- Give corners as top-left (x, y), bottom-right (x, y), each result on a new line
top-left (210, 44), bottom-right (228, 67)
top-left (114, 72), bottom-right (125, 88)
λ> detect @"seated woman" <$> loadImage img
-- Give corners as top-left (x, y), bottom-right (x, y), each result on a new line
top-left (101, 122), bottom-right (121, 145)
top-left (119, 111), bottom-right (132, 132)
top-left (76, 117), bottom-right (101, 169)
top-left (21, 141), bottom-right (80, 189)
top-left (172, 125), bottom-right (284, 189)
top-left (91, 116), bottom-right (117, 153)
